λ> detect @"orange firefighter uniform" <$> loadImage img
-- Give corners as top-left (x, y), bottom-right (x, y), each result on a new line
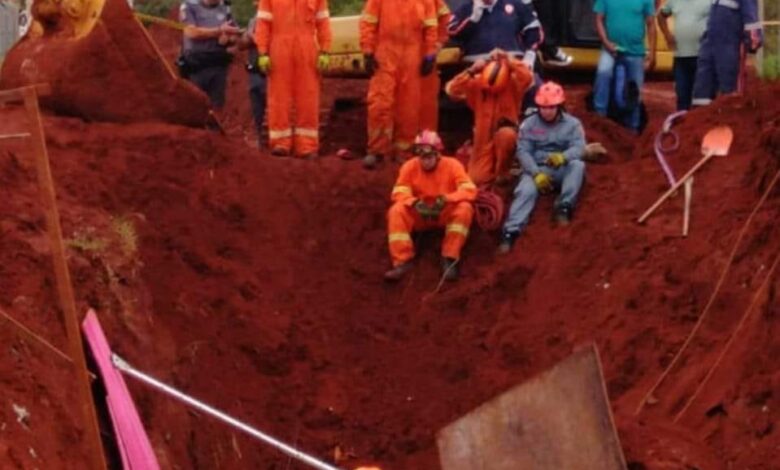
top-left (360, 0), bottom-right (438, 157)
top-left (445, 57), bottom-right (533, 185)
top-left (255, 0), bottom-right (331, 156)
top-left (387, 157), bottom-right (477, 266)
top-left (419, 0), bottom-right (452, 132)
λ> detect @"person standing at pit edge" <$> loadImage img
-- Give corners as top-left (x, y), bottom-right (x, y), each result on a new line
top-left (384, 131), bottom-right (477, 282)
top-left (445, 48), bottom-right (533, 186)
top-left (419, 0), bottom-right (452, 134)
top-left (498, 82), bottom-right (585, 254)
top-left (657, 0), bottom-right (710, 111)
top-left (691, 0), bottom-right (763, 107)
top-left (179, 0), bottom-right (241, 110)
top-left (360, 0), bottom-right (438, 169)
top-left (591, 0), bottom-right (656, 133)
top-left (254, 0), bottom-right (332, 159)
top-left (238, 6), bottom-right (268, 149)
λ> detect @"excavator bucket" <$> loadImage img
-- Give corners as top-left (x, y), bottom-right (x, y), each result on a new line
top-left (437, 345), bottom-right (626, 470)
top-left (0, 0), bottom-right (212, 127)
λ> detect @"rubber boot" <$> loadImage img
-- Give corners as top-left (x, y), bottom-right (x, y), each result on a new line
top-left (497, 231), bottom-right (518, 255)
top-left (384, 261), bottom-right (412, 282)
top-left (441, 257), bottom-right (459, 281)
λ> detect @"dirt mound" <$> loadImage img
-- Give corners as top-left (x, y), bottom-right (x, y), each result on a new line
top-left (1, 65), bottom-right (779, 470)
top-left (0, 0), bottom-right (211, 126)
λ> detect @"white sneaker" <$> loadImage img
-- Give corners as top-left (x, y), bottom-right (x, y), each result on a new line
top-left (546, 49), bottom-right (573, 67)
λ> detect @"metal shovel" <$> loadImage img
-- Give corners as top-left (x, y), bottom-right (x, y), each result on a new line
top-left (638, 126), bottom-right (734, 224)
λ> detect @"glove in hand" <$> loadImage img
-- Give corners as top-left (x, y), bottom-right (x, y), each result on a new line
top-left (317, 52), bottom-right (330, 71)
top-left (546, 152), bottom-right (567, 168)
top-left (533, 172), bottom-right (553, 194)
top-left (257, 54), bottom-right (271, 74)
top-left (420, 55), bottom-right (436, 76)
top-left (364, 54), bottom-right (378, 76)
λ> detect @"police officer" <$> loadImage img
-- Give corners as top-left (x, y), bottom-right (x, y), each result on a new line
top-left (179, 0), bottom-right (241, 110)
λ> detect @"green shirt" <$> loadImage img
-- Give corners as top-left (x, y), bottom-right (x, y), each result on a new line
top-left (660, 0), bottom-right (711, 58)
top-left (594, 0), bottom-right (655, 56)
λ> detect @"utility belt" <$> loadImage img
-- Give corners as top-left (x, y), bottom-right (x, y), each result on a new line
top-left (177, 50), bottom-right (233, 78)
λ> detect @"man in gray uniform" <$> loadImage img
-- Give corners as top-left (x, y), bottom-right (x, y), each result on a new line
top-left (499, 81), bottom-right (586, 254)
top-left (179, 0), bottom-right (241, 109)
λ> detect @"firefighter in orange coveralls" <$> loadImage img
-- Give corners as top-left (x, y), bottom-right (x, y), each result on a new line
top-left (254, 0), bottom-right (332, 158)
top-left (445, 49), bottom-right (533, 186)
top-left (419, 0), bottom-right (452, 132)
top-left (360, 0), bottom-right (439, 169)
top-left (384, 130), bottom-right (478, 282)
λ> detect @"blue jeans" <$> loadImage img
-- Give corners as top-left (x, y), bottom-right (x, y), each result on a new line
top-left (503, 160), bottom-right (586, 235)
top-left (592, 50), bottom-right (645, 131)
top-left (673, 57), bottom-right (698, 110)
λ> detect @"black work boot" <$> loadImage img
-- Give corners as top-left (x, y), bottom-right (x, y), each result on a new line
top-left (554, 203), bottom-right (573, 226)
top-left (441, 257), bottom-right (459, 281)
top-left (497, 231), bottom-right (518, 255)
top-left (384, 262), bottom-right (412, 282)
top-left (363, 154), bottom-right (382, 169)
top-left (271, 147), bottom-right (290, 158)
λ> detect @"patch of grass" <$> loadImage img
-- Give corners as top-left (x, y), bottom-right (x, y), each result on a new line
top-left (760, 54), bottom-right (779, 81)
top-left (112, 216), bottom-right (138, 259)
top-left (66, 233), bottom-right (108, 253)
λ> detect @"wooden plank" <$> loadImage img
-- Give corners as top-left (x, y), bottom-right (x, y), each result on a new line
top-left (437, 345), bottom-right (626, 470)
top-left (22, 86), bottom-right (107, 470)
top-left (0, 84), bottom-right (51, 104)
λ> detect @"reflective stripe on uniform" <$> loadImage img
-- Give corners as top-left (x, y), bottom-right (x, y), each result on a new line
top-left (392, 185), bottom-right (412, 195)
top-left (269, 128), bottom-right (293, 139)
top-left (522, 19), bottom-right (541, 32)
top-left (388, 232), bottom-right (412, 243)
top-left (691, 98), bottom-right (712, 106)
top-left (256, 10), bottom-right (273, 20)
top-left (713, 0), bottom-right (739, 10)
top-left (362, 13), bottom-right (378, 23)
top-left (369, 127), bottom-right (393, 137)
top-left (394, 140), bottom-right (412, 150)
top-left (316, 9), bottom-right (330, 20)
top-left (294, 127), bottom-right (319, 138)
top-left (458, 182), bottom-right (477, 190)
top-left (423, 18), bottom-right (437, 27)
top-left (446, 224), bottom-right (469, 236)
top-left (437, 5), bottom-right (450, 16)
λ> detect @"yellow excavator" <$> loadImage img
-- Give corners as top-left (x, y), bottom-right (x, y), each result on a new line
top-left (326, 0), bottom-right (674, 78)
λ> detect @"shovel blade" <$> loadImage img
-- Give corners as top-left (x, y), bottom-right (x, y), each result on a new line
top-left (701, 126), bottom-right (733, 157)
top-left (436, 345), bottom-right (626, 470)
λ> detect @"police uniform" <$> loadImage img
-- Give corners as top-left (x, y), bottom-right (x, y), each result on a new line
top-left (180, 0), bottom-right (235, 109)
top-left (691, 0), bottom-right (762, 105)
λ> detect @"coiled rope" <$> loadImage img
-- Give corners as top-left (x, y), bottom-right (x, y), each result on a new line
top-left (474, 188), bottom-right (506, 231)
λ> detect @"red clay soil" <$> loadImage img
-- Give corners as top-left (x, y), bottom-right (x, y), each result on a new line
top-left (1, 56), bottom-right (779, 470)
top-left (0, 0), bottom-right (211, 127)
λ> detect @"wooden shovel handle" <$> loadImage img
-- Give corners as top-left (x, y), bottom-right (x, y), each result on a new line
top-left (638, 151), bottom-right (714, 224)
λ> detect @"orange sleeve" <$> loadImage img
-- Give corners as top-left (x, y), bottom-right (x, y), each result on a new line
top-left (254, 0), bottom-right (272, 54)
top-left (444, 70), bottom-right (477, 109)
top-left (360, 0), bottom-right (380, 54)
top-left (316, 0), bottom-right (332, 51)
top-left (444, 160), bottom-right (477, 203)
top-left (391, 161), bottom-right (418, 205)
top-left (422, 0), bottom-right (438, 56)
top-left (508, 57), bottom-right (533, 96)
top-left (435, 0), bottom-right (451, 50)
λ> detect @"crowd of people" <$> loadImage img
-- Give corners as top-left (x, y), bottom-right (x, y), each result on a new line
top-left (177, 0), bottom-right (763, 281)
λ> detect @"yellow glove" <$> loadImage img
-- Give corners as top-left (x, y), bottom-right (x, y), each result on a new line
top-left (257, 54), bottom-right (271, 74)
top-left (545, 152), bottom-right (566, 168)
top-left (317, 52), bottom-right (330, 72)
top-left (533, 172), bottom-right (553, 194)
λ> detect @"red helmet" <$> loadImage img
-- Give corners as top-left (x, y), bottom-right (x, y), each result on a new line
top-left (413, 129), bottom-right (443, 151)
top-left (480, 60), bottom-right (509, 93)
top-left (535, 81), bottom-right (566, 106)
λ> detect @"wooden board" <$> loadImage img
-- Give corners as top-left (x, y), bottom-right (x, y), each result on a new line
top-left (437, 345), bottom-right (626, 470)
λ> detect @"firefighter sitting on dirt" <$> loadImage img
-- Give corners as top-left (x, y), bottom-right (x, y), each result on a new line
top-left (498, 82), bottom-right (586, 254)
top-left (385, 131), bottom-right (478, 282)
top-left (445, 48), bottom-right (533, 187)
